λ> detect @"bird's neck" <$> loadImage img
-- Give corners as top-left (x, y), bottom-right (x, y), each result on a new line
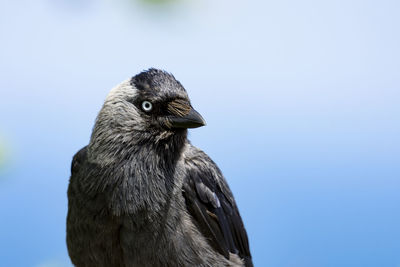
top-left (87, 128), bottom-right (187, 165)
top-left (86, 129), bottom-right (188, 217)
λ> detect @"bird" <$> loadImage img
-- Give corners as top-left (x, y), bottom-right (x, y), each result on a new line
top-left (66, 68), bottom-right (253, 267)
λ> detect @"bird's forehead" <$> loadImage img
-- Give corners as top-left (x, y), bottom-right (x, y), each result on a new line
top-left (131, 69), bottom-right (189, 100)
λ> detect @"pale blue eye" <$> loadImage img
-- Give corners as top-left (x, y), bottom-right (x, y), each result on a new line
top-left (142, 101), bottom-right (153, 112)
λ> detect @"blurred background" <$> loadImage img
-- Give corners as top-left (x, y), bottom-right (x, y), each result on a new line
top-left (1, 0), bottom-right (399, 266)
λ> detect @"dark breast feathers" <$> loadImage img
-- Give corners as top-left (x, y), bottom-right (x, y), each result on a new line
top-left (68, 145), bottom-right (253, 267)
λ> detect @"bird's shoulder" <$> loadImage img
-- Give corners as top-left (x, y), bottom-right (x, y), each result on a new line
top-left (71, 146), bottom-right (88, 175)
top-left (181, 143), bottom-right (253, 267)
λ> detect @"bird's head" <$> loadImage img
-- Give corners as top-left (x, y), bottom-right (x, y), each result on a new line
top-left (129, 68), bottom-right (205, 131)
top-left (89, 69), bottom-right (205, 157)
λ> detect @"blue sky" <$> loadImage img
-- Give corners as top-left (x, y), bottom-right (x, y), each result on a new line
top-left (0, 0), bottom-right (399, 266)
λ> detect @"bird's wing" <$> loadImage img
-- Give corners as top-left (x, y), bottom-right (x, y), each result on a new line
top-left (71, 146), bottom-right (88, 175)
top-left (182, 145), bottom-right (253, 267)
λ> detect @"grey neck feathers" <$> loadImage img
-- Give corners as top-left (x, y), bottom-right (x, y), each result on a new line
top-left (86, 114), bottom-right (188, 217)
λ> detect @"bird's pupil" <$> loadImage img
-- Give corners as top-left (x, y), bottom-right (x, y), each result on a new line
top-left (142, 101), bottom-right (152, 112)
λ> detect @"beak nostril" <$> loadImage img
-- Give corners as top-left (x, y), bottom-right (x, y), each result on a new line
top-left (167, 99), bottom-right (191, 117)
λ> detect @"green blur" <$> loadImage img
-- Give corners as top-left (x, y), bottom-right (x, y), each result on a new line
top-left (0, 137), bottom-right (9, 174)
top-left (138, 0), bottom-right (179, 5)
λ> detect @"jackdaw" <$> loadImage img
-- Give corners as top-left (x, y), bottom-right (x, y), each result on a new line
top-left (67, 68), bottom-right (253, 267)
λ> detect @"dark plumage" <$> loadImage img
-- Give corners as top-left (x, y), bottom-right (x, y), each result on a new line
top-left (66, 69), bottom-right (253, 267)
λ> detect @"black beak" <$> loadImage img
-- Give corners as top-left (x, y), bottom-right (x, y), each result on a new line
top-left (168, 108), bottom-right (206, 129)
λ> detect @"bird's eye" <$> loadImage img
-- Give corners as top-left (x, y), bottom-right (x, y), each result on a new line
top-left (141, 101), bottom-right (153, 112)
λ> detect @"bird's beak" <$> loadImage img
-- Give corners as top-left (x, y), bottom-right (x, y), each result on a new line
top-left (168, 108), bottom-right (206, 129)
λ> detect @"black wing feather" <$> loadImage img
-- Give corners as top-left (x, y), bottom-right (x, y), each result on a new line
top-left (182, 149), bottom-right (253, 267)
top-left (183, 171), bottom-right (230, 259)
